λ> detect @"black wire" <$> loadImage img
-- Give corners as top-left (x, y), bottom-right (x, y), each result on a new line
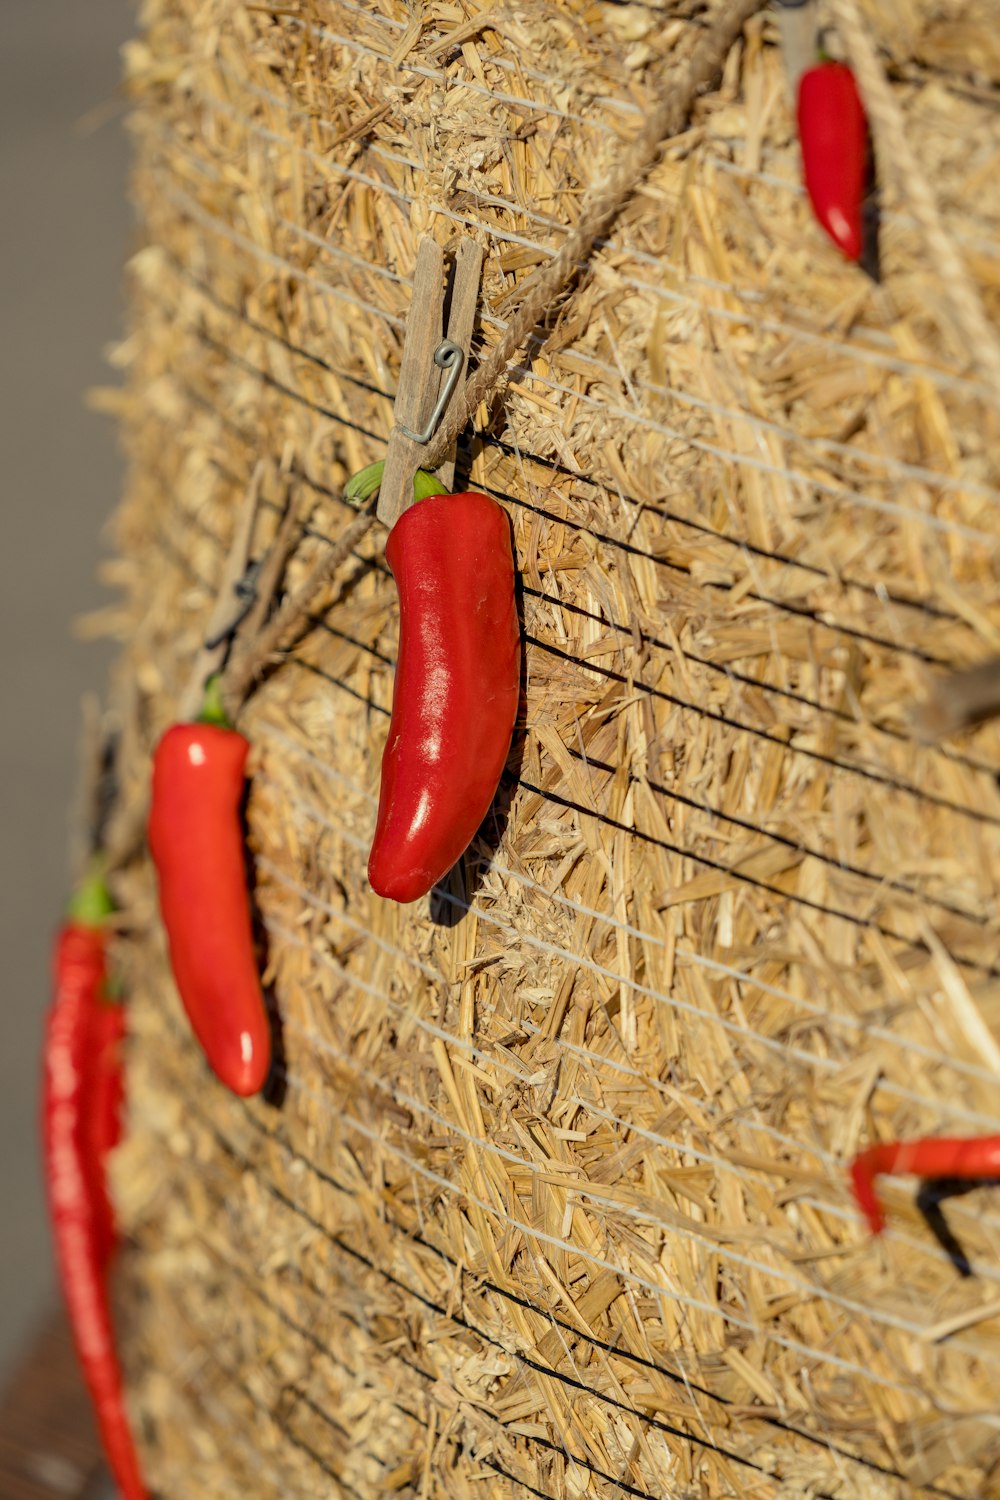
top-left (278, 650), bottom-right (1000, 981)
top-left (186, 317), bottom-right (952, 669)
top-left (524, 620), bottom-right (1000, 829)
top-left (180, 1078), bottom-right (965, 1500)
top-left (180, 1091), bottom-right (828, 1499)
top-left (152, 256), bottom-right (967, 667)
top-left (189, 378), bottom-right (1000, 796)
top-left (530, 636), bottom-right (1000, 887)
top-left (558, 737), bottom-right (987, 927)
top-left (189, 380), bottom-right (1000, 791)
top-left (160, 246), bottom-right (972, 635)
top-left (475, 472), bottom-right (950, 666)
top-left (511, 770), bottom-right (1000, 975)
top-left (516, 582), bottom-right (1000, 788)
top-left (148, 513), bottom-right (1000, 980)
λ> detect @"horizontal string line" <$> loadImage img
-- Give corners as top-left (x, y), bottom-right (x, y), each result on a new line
top-left (236, 8), bottom-right (1000, 268)
top-left (157, 259), bottom-right (992, 661)
top-left (155, 107), bottom-right (998, 402)
top-left (254, 833), bottom-right (1000, 1137)
top-left (274, 1007), bottom-right (1000, 1364)
top-left (195, 1186), bottom-right (782, 1496)
top-left (261, 901), bottom-right (1000, 1263)
top-left (160, 239), bottom-right (999, 645)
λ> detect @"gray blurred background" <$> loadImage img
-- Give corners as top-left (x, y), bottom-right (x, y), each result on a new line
top-left (1, 0), bottom-right (133, 1390)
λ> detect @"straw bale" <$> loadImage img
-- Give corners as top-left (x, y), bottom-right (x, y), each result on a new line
top-left (93, 0), bottom-right (1000, 1493)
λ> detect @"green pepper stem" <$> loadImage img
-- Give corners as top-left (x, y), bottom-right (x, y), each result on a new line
top-left (344, 460), bottom-right (387, 505)
top-left (412, 469), bottom-right (449, 500)
top-left (67, 858), bottom-right (115, 927)
top-left (196, 673), bottom-right (231, 728)
top-left (344, 461), bottom-right (450, 506)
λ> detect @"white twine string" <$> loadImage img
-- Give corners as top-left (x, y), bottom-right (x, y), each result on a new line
top-left (218, 45), bottom-right (1000, 263)
top-left (250, 1064), bottom-right (973, 1395)
top-left (175, 90), bottom-right (1000, 401)
top-left (273, 1005), bottom-right (1000, 1364)
top-left (155, 175), bottom-right (1000, 547)
top-left (247, 735), bottom-right (1000, 1115)
top-left (256, 827), bottom-right (1000, 1135)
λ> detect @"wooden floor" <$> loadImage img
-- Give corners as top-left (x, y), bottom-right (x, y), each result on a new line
top-left (0, 1306), bottom-right (109, 1500)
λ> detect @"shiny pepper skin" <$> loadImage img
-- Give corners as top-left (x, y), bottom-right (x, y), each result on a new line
top-left (797, 61), bottom-right (868, 262)
top-left (368, 492), bottom-right (520, 903)
top-left (82, 996), bottom-right (126, 1273)
top-left (148, 720), bottom-right (272, 1095)
top-left (43, 922), bottom-right (148, 1500)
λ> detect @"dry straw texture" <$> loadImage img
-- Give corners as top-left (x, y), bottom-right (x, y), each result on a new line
top-left (90, 0), bottom-right (1000, 1493)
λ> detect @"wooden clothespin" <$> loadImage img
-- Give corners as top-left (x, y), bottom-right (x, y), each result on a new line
top-left (774, 0), bottom-right (821, 99)
top-left (377, 236), bottom-right (483, 529)
top-left (914, 657), bottom-right (1000, 741)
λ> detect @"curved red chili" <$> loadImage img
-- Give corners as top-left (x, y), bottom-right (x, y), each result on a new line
top-left (797, 60), bottom-right (868, 262)
top-left (43, 874), bottom-right (148, 1500)
top-left (850, 1136), bottom-right (1000, 1235)
top-left (368, 491), bottom-right (520, 903)
top-left (148, 683), bottom-right (271, 1095)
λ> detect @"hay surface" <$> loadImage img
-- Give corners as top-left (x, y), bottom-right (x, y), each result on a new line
top-left (98, 0), bottom-right (1000, 1494)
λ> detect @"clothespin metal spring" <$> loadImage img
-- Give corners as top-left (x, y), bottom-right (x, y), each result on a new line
top-left (397, 340), bottom-right (465, 445)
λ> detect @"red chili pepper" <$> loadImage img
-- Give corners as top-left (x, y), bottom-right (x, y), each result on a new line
top-left (148, 677), bottom-right (271, 1096)
top-left (84, 995), bottom-right (126, 1272)
top-left (43, 869), bottom-right (148, 1500)
top-left (797, 60), bottom-right (868, 262)
top-left (850, 1136), bottom-right (1000, 1236)
top-left (368, 491), bottom-right (520, 903)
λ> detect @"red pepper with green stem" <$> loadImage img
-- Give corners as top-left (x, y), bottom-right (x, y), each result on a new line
top-left (148, 674), bottom-right (272, 1096)
top-left (851, 1136), bottom-right (1000, 1237)
top-left (43, 863), bottom-right (148, 1500)
top-left (348, 467), bottom-right (520, 904)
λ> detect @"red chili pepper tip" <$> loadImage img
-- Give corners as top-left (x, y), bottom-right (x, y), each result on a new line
top-left (368, 491), bottom-right (520, 903)
top-left (797, 61), bottom-right (868, 263)
top-left (148, 703), bottom-right (272, 1097)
